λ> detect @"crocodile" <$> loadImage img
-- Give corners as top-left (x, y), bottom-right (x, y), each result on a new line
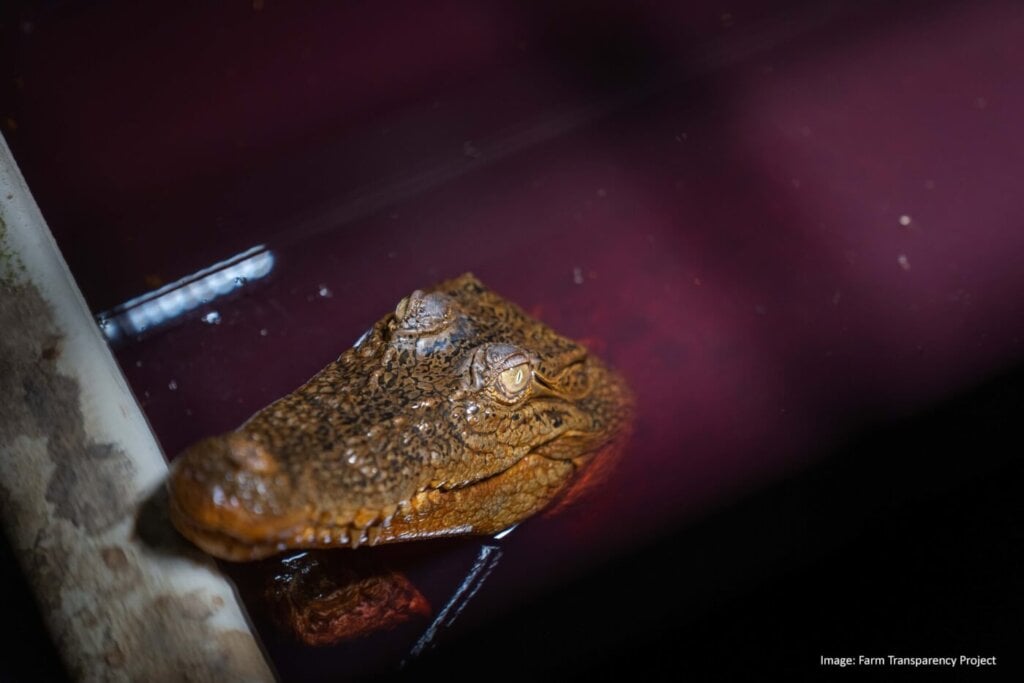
top-left (168, 273), bottom-right (632, 561)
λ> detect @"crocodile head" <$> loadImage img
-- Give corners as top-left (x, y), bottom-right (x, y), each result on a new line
top-left (169, 273), bottom-right (632, 560)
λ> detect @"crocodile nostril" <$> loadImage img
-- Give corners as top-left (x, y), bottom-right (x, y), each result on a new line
top-left (224, 434), bottom-right (279, 475)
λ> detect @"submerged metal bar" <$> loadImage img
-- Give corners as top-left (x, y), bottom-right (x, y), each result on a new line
top-left (95, 244), bottom-right (275, 343)
top-left (404, 543), bottom-right (504, 664)
top-left (0, 135), bottom-right (274, 682)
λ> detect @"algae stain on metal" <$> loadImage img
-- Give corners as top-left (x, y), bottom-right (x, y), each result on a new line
top-left (0, 273), bottom-right (135, 534)
top-left (0, 216), bottom-right (28, 287)
top-left (0, 213), bottom-right (273, 681)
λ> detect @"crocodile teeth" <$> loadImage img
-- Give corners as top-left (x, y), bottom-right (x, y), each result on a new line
top-left (353, 507), bottom-right (379, 529)
top-left (325, 508), bottom-right (355, 526)
top-left (366, 525), bottom-right (383, 546)
top-left (379, 504), bottom-right (397, 527)
top-left (349, 529), bottom-right (367, 549)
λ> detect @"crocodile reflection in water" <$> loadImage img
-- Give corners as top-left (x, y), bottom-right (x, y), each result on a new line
top-left (169, 273), bottom-right (633, 561)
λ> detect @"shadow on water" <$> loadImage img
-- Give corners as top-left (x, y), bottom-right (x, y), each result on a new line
top-left (403, 360), bottom-right (1024, 679)
top-left (0, 530), bottom-right (71, 682)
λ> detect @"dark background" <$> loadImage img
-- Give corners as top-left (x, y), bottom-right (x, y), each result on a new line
top-left (2, 1), bottom-right (1021, 680)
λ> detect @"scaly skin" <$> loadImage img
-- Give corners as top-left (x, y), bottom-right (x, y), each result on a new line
top-left (168, 273), bottom-right (633, 560)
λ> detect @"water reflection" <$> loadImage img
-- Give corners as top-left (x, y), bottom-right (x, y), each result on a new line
top-left (96, 245), bottom-right (274, 341)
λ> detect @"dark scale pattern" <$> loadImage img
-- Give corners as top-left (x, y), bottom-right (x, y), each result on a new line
top-left (169, 274), bottom-right (633, 560)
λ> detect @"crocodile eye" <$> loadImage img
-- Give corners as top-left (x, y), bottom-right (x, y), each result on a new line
top-left (498, 363), bottom-right (530, 396)
top-left (394, 294), bottom-right (414, 321)
top-left (393, 290), bottom-right (456, 336)
top-left (460, 343), bottom-right (537, 395)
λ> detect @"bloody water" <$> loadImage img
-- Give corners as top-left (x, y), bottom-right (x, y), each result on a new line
top-left (3, 1), bottom-right (1023, 679)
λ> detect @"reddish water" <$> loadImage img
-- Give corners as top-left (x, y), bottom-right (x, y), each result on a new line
top-left (4, 1), bottom-right (1023, 679)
